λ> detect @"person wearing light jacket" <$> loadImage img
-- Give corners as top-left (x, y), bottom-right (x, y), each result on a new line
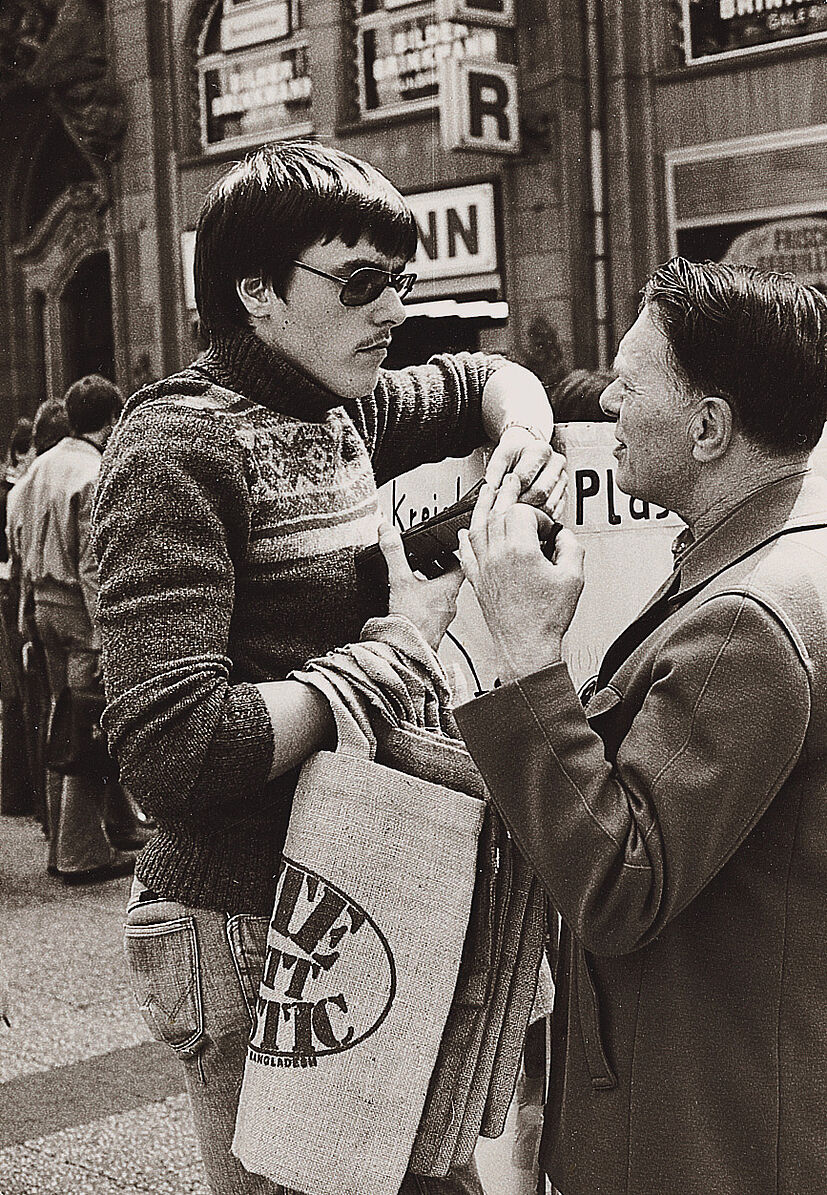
top-left (456, 257), bottom-right (827, 1195)
top-left (12, 375), bottom-right (139, 882)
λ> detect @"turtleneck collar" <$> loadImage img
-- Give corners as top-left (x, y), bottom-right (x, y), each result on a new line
top-left (196, 329), bottom-right (346, 423)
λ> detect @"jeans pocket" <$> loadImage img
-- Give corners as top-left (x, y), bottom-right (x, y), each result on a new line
top-left (124, 910), bottom-right (206, 1059)
top-left (226, 913), bottom-right (269, 1026)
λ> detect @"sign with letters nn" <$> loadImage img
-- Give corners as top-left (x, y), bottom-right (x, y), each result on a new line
top-left (680, 0), bottom-right (827, 64)
top-left (407, 184), bottom-right (498, 282)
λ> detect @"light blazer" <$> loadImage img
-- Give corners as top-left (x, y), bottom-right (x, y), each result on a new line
top-left (456, 469), bottom-right (827, 1195)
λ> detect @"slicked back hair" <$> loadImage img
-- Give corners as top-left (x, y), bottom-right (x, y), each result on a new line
top-left (195, 140), bottom-right (418, 337)
top-left (643, 257), bottom-right (827, 455)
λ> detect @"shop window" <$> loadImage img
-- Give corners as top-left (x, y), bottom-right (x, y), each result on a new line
top-left (675, 0), bottom-right (827, 66)
top-left (665, 137), bottom-right (827, 296)
top-left (677, 216), bottom-right (827, 296)
top-left (194, 0), bottom-right (312, 154)
top-left (353, 0), bottom-right (512, 120)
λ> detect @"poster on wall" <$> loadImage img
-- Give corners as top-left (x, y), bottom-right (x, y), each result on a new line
top-left (676, 214), bottom-right (827, 292)
top-left (680, 0), bottom-right (827, 63)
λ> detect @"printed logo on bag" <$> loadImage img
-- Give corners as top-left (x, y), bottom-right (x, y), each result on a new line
top-left (249, 858), bottom-right (397, 1066)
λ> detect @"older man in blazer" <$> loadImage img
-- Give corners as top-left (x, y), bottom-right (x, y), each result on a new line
top-left (455, 257), bottom-right (827, 1195)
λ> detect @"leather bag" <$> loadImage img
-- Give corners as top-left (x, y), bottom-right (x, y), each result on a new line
top-left (46, 686), bottom-right (115, 777)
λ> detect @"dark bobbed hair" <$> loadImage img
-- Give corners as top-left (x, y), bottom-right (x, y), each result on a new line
top-left (643, 257), bottom-right (827, 455)
top-left (63, 374), bottom-right (124, 436)
top-left (195, 140), bottom-right (419, 337)
top-left (7, 417), bottom-right (32, 464)
top-left (550, 368), bottom-right (616, 422)
top-left (32, 400), bottom-right (71, 456)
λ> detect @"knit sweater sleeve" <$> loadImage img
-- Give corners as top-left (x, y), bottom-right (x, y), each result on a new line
top-left (349, 351), bottom-right (508, 485)
top-left (92, 400), bottom-right (275, 828)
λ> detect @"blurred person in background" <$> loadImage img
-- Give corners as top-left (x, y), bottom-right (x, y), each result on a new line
top-left (0, 416), bottom-right (35, 816)
top-left (549, 368), bottom-right (615, 423)
top-left (5, 401), bottom-right (71, 825)
top-left (0, 416), bottom-right (33, 564)
top-left (10, 376), bottom-right (146, 883)
top-left (31, 398), bottom-right (71, 458)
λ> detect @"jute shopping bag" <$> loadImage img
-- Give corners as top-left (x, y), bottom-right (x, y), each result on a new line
top-left (232, 714), bottom-right (485, 1195)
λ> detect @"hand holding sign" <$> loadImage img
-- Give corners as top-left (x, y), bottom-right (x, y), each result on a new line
top-left (459, 481), bottom-right (584, 684)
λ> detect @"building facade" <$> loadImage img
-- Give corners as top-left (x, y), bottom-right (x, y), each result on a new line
top-left (0, 0), bottom-right (824, 450)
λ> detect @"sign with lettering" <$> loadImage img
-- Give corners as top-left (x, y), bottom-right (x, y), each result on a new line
top-left (358, 17), bottom-right (499, 113)
top-left (680, 0), bottom-right (827, 63)
top-left (722, 217), bottom-right (827, 287)
top-left (439, 59), bottom-right (521, 155)
top-left (378, 425), bottom-right (683, 696)
top-left (437, 0), bottom-right (516, 28)
top-left (201, 42), bottom-right (311, 147)
top-left (220, 0), bottom-right (292, 50)
top-left (250, 858), bottom-right (395, 1064)
top-left (381, 422), bottom-right (827, 694)
top-left (406, 184), bottom-right (498, 282)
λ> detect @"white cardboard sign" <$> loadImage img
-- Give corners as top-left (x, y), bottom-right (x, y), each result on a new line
top-left (378, 422), bottom-right (827, 698)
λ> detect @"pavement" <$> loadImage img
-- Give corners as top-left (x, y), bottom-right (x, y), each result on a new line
top-left (0, 812), bottom-right (539, 1195)
top-left (0, 813), bottom-right (207, 1195)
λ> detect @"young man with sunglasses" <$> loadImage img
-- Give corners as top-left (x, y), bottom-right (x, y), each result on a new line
top-left (93, 140), bottom-right (565, 1195)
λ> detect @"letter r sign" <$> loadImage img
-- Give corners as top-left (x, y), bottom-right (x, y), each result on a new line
top-left (439, 60), bottom-right (521, 155)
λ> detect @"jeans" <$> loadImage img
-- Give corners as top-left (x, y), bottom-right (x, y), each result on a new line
top-left (124, 877), bottom-right (485, 1195)
top-left (35, 599), bottom-right (114, 874)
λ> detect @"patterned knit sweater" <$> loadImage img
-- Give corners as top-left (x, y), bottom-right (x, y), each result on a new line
top-left (92, 330), bottom-right (505, 914)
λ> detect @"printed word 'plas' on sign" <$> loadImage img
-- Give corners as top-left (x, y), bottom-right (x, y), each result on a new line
top-left (574, 467), bottom-right (674, 529)
top-left (249, 858), bottom-right (396, 1065)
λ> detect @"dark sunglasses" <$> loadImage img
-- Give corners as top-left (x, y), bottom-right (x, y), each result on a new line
top-left (291, 260), bottom-right (417, 307)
